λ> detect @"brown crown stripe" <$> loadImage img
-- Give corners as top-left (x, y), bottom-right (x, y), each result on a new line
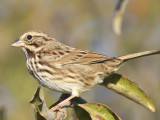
top-left (41, 36), bottom-right (50, 41)
top-left (34, 36), bottom-right (50, 41)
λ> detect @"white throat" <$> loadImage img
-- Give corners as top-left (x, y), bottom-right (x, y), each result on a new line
top-left (21, 48), bottom-right (29, 59)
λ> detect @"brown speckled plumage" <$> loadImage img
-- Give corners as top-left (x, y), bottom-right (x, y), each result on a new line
top-left (11, 31), bottom-right (160, 110)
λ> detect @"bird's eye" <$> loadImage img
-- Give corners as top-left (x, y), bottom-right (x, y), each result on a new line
top-left (27, 35), bottom-right (32, 40)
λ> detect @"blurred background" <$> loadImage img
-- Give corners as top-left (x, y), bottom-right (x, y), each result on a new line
top-left (0, 0), bottom-right (159, 119)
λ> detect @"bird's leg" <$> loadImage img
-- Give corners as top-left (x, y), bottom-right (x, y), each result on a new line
top-left (51, 90), bottom-right (80, 111)
top-left (51, 95), bottom-right (76, 111)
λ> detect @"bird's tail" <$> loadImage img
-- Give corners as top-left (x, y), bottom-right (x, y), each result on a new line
top-left (117, 50), bottom-right (160, 62)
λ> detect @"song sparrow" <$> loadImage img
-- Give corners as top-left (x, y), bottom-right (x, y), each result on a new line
top-left (11, 31), bottom-right (160, 110)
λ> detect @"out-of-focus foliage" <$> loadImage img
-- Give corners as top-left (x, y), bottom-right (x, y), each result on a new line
top-left (0, 106), bottom-right (6, 120)
top-left (0, 0), bottom-right (159, 120)
top-left (113, 0), bottom-right (129, 35)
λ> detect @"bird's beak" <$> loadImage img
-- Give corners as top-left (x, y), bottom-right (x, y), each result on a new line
top-left (11, 39), bottom-right (24, 47)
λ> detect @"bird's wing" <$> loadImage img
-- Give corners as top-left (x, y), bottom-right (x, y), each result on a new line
top-left (56, 49), bottom-right (111, 65)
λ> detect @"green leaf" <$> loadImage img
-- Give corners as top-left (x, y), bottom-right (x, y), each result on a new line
top-left (78, 103), bottom-right (121, 120)
top-left (74, 105), bottom-right (92, 120)
top-left (29, 85), bottom-right (43, 111)
top-left (73, 97), bottom-right (91, 120)
top-left (112, 0), bottom-right (129, 35)
top-left (29, 85), bottom-right (47, 120)
top-left (101, 73), bottom-right (155, 112)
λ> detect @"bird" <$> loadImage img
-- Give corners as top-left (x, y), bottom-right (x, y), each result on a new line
top-left (11, 31), bottom-right (160, 110)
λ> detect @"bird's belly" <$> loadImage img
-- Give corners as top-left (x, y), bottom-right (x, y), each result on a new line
top-left (27, 67), bottom-right (86, 94)
top-left (29, 67), bottom-right (92, 94)
top-left (29, 69), bottom-right (74, 93)
top-left (26, 59), bottom-right (72, 93)
top-left (37, 75), bottom-right (91, 93)
top-left (26, 59), bottom-right (96, 94)
top-left (38, 77), bottom-right (71, 93)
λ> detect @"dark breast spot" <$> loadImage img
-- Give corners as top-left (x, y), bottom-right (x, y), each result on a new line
top-left (38, 61), bottom-right (45, 65)
top-left (84, 82), bottom-right (90, 86)
top-left (38, 61), bottom-right (53, 68)
top-left (37, 55), bottom-right (41, 59)
top-left (28, 69), bottom-right (34, 76)
top-left (38, 69), bottom-right (53, 75)
top-left (26, 49), bottom-right (34, 57)
top-left (79, 79), bottom-right (84, 82)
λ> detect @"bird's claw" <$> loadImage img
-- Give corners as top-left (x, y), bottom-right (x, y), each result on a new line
top-left (51, 105), bottom-right (67, 114)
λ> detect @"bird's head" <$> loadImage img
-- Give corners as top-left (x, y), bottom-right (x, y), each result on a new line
top-left (11, 31), bottom-right (62, 58)
top-left (11, 31), bottom-right (52, 49)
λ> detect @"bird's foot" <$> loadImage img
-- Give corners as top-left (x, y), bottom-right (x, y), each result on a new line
top-left (51, 104), bottom-right (67, 114)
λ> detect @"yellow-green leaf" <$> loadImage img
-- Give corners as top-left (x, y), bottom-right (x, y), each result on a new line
top-left (73, 97), bottom-right (91, 120)
top-left (79, 103), bottom-right (121, 120)
top-left (74, 105), bottom-right (92, 120)
top-left (101, 73), bottom-right (155, 112)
